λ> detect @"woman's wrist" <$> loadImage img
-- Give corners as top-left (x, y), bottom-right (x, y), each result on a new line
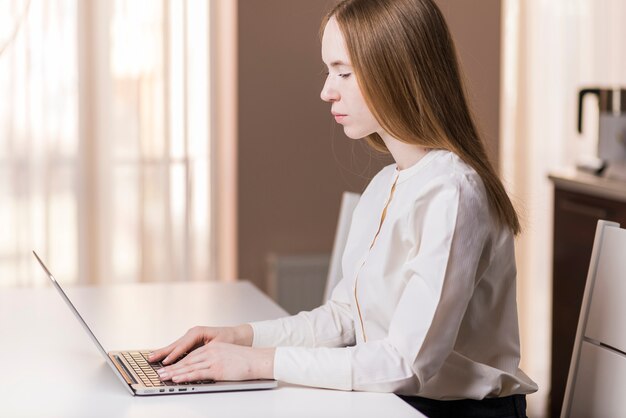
top-left (253, 347), bottom-right (276, 379)
top-left (232, 324), bottom-right (254, 346)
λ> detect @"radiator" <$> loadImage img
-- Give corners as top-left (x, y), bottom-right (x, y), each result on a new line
top-left (267, 254), bottom-right (330, 315)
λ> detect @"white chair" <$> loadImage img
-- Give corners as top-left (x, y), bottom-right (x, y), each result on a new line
top-left (561, 220), bottom-right (626, 418)
top-left (323, 191), bottom-right (360, 302)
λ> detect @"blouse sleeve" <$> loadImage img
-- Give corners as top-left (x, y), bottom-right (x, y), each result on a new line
top-left (271, 173), bottom-right (492, 392)
top-left (249, 275), bottom-right (356, 349)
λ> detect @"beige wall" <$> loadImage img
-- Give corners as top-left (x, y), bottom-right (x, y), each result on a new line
top-left (237, 0), bottom-right (501, 291)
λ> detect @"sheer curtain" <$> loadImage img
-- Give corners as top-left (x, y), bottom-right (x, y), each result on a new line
top-left (85, 0), bottom-right (212, 284)
top-left (0, 0), bottom-right (79, 285)
top-left (501, 0), bottom-right (626, 416)
top-left (0, 0), bottom-right (234, 286)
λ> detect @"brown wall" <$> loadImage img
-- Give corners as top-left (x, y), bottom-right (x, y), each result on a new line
top-left (237, 0), bottom-right (501, 292)
top-left (438, 0), bottom-right (502, 169)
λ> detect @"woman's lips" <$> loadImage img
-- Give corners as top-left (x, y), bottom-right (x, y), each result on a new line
top-left (332, 113), bottom-right (347, 123)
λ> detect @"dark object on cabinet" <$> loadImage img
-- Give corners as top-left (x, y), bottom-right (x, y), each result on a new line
top-left (550, 178), bottom-right (626, 418)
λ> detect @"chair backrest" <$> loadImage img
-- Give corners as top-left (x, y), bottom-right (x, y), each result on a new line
top-left (561, 220), bottom-right (626, 418)
top-left (323, 191), bottom-right (360, 303)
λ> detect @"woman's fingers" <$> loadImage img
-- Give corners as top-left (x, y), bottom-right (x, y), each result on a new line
top-left (172, 346), bottom-right (205, 366)
top-left (157, 344), bottom-right (223, 381)
top-left (159, 345), bottom-right (209, 374)
top-left (149, 327), bottom-right (206, 364)
top-left (148, 338), bottom-right (183, 362)
top-left (162, 341), bottom-right (195, 365)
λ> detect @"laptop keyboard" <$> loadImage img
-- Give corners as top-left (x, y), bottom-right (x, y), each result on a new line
top-left (122, 351), bottom-right (169, 387)
top-left (121, 351), bottom-right (216, 388)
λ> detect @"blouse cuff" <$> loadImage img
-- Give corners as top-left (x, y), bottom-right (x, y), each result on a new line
top-left (274, 346), bottom-right (353, 391)
top-left (249, 320), bottom-right (281, 348)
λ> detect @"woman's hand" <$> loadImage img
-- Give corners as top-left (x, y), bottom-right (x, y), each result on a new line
top-left (148, 324), bottom-right (254, 365)
top-left (156, 341), bottom-right (275, 382)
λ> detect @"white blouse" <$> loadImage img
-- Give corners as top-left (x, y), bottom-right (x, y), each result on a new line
top-left (250, 150), bottom-right (538, 399)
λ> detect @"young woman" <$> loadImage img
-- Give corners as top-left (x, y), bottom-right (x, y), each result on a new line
top-left (150, 0), bottom-right (537, 416)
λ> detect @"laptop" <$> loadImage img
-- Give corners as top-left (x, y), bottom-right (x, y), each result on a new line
top-left (33, 251), bottom-right (278, 396)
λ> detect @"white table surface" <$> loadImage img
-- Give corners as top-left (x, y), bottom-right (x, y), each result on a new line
top-left (0, 281), bottom-right (422, 417)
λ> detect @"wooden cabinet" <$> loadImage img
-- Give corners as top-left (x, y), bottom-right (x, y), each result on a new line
top-left (550, 171), bottom-right (626, 418)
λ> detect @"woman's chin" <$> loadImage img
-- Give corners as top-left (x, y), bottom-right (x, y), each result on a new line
top-left (342, 127), bottom-right (368, 140)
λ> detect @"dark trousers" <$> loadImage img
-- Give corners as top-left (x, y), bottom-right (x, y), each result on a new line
top-left (397, 394), bottom-right (527, 418)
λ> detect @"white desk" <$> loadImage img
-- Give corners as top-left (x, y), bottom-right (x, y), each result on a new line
top-left (0, 281), bottom-right (422, 417)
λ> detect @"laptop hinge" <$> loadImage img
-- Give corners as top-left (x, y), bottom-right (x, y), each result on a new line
top-left (109, 353), bottom-right (137, 385)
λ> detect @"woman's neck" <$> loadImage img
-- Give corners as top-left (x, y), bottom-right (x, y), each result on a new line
top-left (379, 131), bottom-right (430, 170)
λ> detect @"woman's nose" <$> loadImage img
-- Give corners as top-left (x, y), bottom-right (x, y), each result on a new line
top-left (320, 80), bottom-right (339, 102)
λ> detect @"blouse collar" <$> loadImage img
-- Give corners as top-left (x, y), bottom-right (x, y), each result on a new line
top-left (394, 149), bottom-right (442, 184)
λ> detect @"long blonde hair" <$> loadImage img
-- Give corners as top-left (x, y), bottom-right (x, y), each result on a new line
top-left (323, 0), bottom-right (521, 235)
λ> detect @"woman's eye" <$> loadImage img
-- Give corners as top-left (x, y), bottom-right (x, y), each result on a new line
top-left (339, 73), bottom-right (351, 79)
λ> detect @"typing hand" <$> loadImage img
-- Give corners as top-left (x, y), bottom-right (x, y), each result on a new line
top-left (155, 341), bottom-right (275, 382)
top-left (148, 324), bottom-right (253, 365)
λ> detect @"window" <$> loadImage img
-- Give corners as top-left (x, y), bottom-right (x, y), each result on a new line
top-left (0, 0), bottom-right (227, 286)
